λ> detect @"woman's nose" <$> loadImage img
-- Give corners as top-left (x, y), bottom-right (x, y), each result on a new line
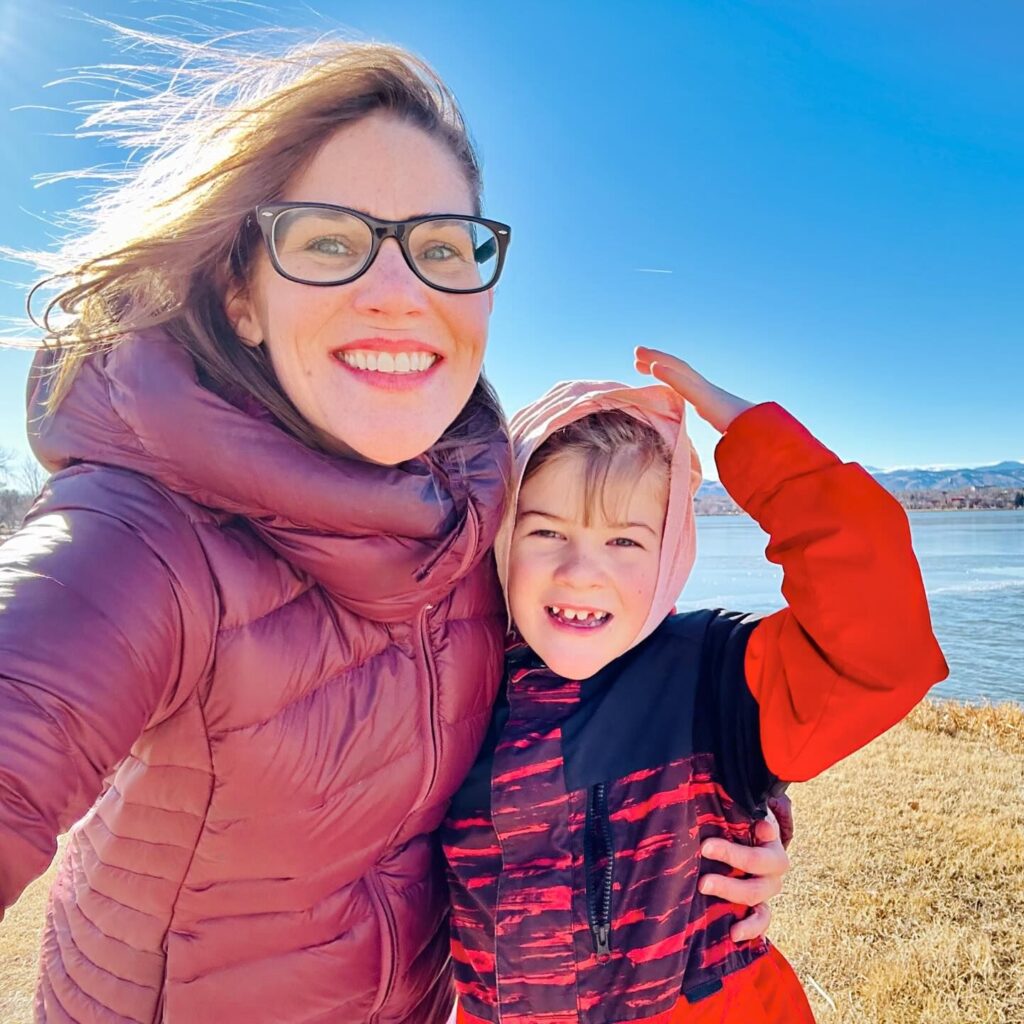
top-left (348, 239), bottom-right (432, 317)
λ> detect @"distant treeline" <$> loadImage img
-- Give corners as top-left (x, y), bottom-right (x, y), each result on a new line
top-left (3, 468), bottom-right (1023, 534)
top-left (695, 484), bottom-right (1024, 516)
top-left (0, 448), bottom-right (46, 532)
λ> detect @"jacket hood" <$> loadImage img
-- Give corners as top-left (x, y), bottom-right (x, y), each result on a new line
top-left (495, 379), bottom-right (702, 650)
top-left (27, 329), bottom-right (510, 620)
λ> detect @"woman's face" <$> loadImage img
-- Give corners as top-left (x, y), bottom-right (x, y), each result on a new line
top-left (228, 113), bottom-right (492, 464)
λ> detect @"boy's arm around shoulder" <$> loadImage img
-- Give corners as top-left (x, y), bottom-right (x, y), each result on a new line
top-left (0, 466), bottom-right (215, 918)
top-left (716, 403), bottom-right (949, 783)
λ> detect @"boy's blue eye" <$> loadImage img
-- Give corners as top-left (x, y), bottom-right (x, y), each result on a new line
top-left (610, 537), bottom-right (642, 548)
top-left (531, 529), bottom-right (562, 539)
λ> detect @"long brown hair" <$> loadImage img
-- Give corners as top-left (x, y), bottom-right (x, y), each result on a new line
top-left (15, 28), bottom-right (506, 455)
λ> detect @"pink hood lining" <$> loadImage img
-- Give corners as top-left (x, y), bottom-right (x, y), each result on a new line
top-left (495, 379), bottom-right (703, 651)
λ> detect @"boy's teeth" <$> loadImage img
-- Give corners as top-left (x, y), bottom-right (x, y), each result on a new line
top-left (548, 606), bottom-right (609, 624)
top-left (338, 350), bottom-right (438, 373)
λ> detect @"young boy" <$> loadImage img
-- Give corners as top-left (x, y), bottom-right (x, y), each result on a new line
top-left (441, 347), bottom-right (947, 1023)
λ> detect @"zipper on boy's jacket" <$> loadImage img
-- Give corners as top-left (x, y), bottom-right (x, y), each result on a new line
top-left (585, 782), bottom-right (614, 959)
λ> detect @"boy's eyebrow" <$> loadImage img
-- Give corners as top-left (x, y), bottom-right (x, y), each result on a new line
top-left (518, 508), bottom-right (659, 536)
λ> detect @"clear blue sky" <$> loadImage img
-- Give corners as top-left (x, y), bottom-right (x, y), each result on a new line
top-left (2, 0), bottom-right (1022, 479)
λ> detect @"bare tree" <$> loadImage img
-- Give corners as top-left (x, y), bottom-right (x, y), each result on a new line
top-left (0, 488), bottom-right (23, 531)
top-left (0, 446), bottom-right (13, 487)
top-left (18, 455), bottom-right (47, 498)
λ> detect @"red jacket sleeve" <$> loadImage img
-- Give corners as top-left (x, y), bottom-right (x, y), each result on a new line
top-left (715, 402), bottom-right (948, 783)
top-left (0, 468), bottom-right (215, 918)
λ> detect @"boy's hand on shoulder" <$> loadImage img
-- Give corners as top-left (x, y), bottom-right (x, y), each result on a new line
top-left (635, 346), bottom-right (755, 434)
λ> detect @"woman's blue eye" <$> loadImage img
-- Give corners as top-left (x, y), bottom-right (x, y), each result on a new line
top-left (307, 236), bottom-right (351, 255)
top-left (421, 243), bottom-right (463, 262)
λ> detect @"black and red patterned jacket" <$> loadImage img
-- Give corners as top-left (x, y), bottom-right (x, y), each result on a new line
top-left (441, 404), bottom-right (948, 1024)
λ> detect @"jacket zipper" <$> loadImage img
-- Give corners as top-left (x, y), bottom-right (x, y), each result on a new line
top-left (367, 869), bottom-right (399, 1024)
top-left (585, 782), bottom-right (614, 959)
top-left (368, 605), bottom-right (438, 1022)
top-left (418, 604), bottom-right (442, 806)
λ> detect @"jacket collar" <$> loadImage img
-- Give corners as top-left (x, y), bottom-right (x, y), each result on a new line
top-left (28, 330), bottom-right (510, 620)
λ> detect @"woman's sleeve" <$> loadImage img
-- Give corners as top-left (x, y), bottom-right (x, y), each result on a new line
top-left (715, 403), bottom-right (949, 784)
top-left (0, 486), bottom-right (203, 917)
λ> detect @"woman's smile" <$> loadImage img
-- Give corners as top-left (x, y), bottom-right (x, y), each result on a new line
top-left (332, 338), bottom-right (444, 390)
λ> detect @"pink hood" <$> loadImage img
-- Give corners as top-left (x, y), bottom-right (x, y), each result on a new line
top-left (495, 379), bottom-right (703, 650)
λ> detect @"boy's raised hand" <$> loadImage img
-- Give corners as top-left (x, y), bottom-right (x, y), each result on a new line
top-left (635, 346), bottom-right (755, 434)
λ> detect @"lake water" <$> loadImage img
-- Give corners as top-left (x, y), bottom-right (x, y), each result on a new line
top-left (676, 509), bottom-right (1024, 705)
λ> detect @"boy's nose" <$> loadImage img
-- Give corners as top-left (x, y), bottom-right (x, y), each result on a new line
top-left (554, 550), bottom-right (604, 589)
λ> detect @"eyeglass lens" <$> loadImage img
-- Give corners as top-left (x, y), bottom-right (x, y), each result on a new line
top-left (270, 207), bottom-right (499, 291)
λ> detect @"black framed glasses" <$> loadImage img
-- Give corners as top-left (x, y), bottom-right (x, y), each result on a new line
top-left (252, 202), bottom-right (511, 294)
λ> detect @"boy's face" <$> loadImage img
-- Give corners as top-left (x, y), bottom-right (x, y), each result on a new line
top-left (507, 450), bottom-right (667, 679)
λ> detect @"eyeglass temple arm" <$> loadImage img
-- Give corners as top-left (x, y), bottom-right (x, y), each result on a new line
top-left (474, 237), bottom-right (498, 262)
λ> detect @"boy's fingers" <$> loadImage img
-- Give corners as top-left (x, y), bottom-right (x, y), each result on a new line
top-left (635, 345), bottom-right (687, 366)
top-left (635, 347), bottom-right (699, 382)
top-left (645, 361), bottom-right (697, 405)
top-left (730, 902), bottom-right (772, 943)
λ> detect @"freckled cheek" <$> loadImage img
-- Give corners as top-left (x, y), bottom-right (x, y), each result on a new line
top-left (444, 298), bottom-right (489, 361)
top-left (266, 281), bottom-right (348, 342)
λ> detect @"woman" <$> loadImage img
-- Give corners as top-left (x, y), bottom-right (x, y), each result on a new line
top-left (0, 34), bottom-right (789, 1023)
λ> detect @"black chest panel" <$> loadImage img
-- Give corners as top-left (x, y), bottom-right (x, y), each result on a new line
top-left (449, 608), bottom-right (775, 819)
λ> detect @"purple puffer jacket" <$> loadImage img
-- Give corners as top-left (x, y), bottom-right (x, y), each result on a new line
top-left (0, 331), bottom-right (510, 1024)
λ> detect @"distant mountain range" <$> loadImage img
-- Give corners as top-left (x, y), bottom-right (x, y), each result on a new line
top-left (698, 460), bottom-right (1024, 498)
top-left (865, 461), bottom-right (1024, 493)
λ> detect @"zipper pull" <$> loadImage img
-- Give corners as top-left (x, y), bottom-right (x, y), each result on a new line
top-left (593, 924), bottom-right (611, 959)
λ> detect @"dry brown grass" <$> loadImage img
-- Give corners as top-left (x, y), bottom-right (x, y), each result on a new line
top-left (905, 698), bottom-right (1024, 756)
top-left (0, 845), bottom-right (50, 1023)
top-left (1, 700), bottom-right (1021, 1023)
top-left (774, 700), bottom-right (1024, 1024)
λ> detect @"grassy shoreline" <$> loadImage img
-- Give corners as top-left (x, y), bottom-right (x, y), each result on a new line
top-left (2, 699), bottom-right (1022, 1023)
top-left (773, 699), bottom-right (1023, 1023)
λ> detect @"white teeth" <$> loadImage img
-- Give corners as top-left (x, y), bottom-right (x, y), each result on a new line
top-left (547, 606), bottom-right (610, 623)
top-left (338, 350), bottom-right (439, 374)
